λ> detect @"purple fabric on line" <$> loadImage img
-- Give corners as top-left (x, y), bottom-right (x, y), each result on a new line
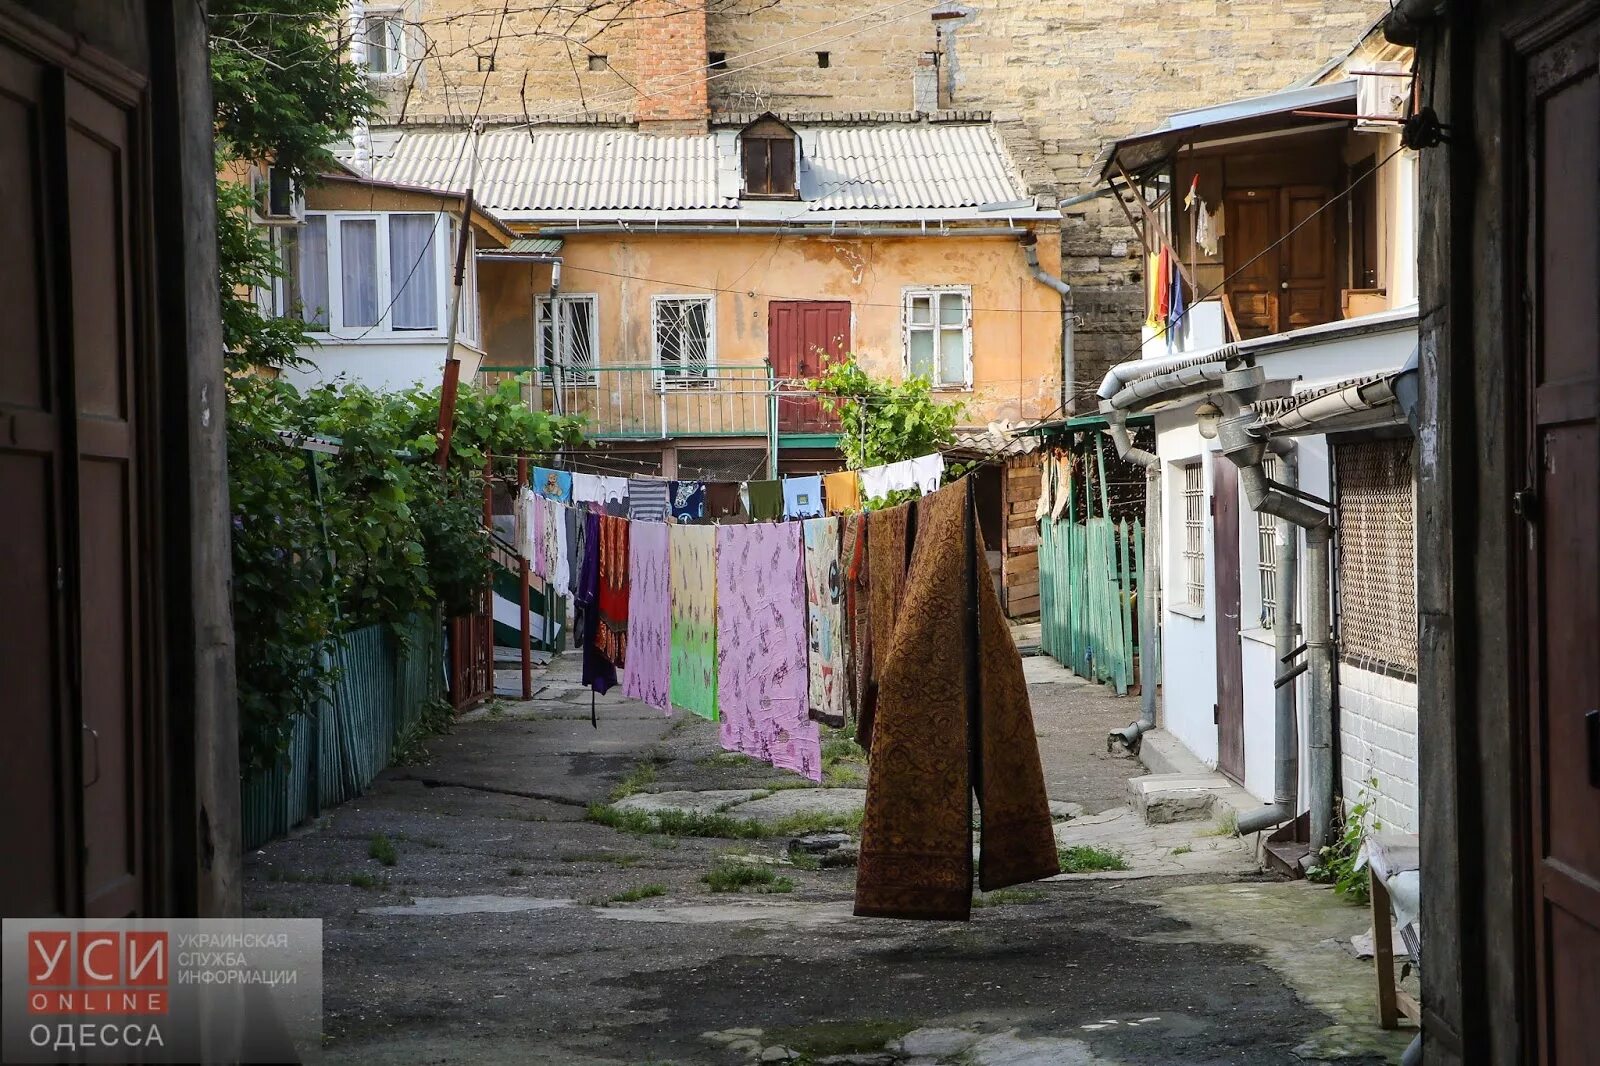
top-left (577, 511), bottom-right (616, 694)
top-left (531, 492), bottom-right (547, 580)
top-left (715, 523), bottom-right (820, 781)
top-left (623, 520), bottom-right (672, 712)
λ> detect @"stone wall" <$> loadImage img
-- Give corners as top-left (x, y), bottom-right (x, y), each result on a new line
top-left (379, 0), bottom-right (1390, 399)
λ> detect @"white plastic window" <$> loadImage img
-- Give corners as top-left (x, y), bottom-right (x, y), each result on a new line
top-left (903, 287), bottom-right (971, 387)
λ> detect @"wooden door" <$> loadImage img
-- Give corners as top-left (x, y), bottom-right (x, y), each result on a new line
top-left (1520, 22), bottom-right (1600, 1061)
top-left (1212, 459), bottom-right (1245, 783)
top-left (770, 300), bottom-right (848, 433)
top-left (1224, 190), bottom-right (1278, 338)
top-left (1279, 185), bottom-right (1338, 331)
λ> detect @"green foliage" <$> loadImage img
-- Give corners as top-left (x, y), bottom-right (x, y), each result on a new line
top-left (367, 833), bottom-right (398, 867)
top-left (702, 861), bottom-right (794, 894)
top-left (1057, 845), bottom-right (1130, 873)
top-left (971, 888), bottom-right (1048, 907)
top-left (391, 696), bottom-right (454, 766)
top-left (605, 883), bottom-right (668, 905)
top-left (1307, 779), bottom-right (1381, 905)
top-left (584, 804), bottom-right (767, 840)
top-left (216, 174), bottom-right (312, 372)
top-left (810, 360), bottom-right (964, 477)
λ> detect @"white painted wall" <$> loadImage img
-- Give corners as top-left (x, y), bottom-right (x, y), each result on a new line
top-left (1338, 666), bottom-right (1420, 833)
top-left (280, 341), bottom-right (484, 394)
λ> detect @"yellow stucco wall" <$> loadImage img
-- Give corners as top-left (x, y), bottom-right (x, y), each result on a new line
top-left (529, 227), bottom-right (1064, 428)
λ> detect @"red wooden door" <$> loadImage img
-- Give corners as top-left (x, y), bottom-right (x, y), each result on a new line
top-left (1213, 459), bottom-right (1245, 783)
top-left (1521, 24), bottom-right (1600, 1061)
top-left (770, 301), bottom-right (849, 433)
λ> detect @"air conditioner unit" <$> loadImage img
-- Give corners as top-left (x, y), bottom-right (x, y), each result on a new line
top-left (1355, 65), bottom-right (1410, 132)
top-left (251, 164), bottom-right (304, 225)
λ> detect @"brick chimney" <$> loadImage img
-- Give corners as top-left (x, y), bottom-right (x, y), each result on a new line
top-left (914, 51), bottom-right (939, 113)
top-left (635, 0), bottom-right (709, 133)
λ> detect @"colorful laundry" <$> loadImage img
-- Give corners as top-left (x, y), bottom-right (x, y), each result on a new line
top-left (623, 520), bottom-right (671, 713)
top-left (575, 510), bottom-right (617, 694)
top-left (854, 482), bottom-right (1059, 921)
top-left (843, 511), bottom-right (871, 721)
top-left (670, 480), bottom-right (706, 523)
top-left (516, 487), bottom-right (538, 562)
top-left (572, 472), bottom-right (605, 509)
top-left (530, 489), bottom-right (548, 580)
top-left (804, 516), bottom-right (847, 728)
top-left (824, 470), bottom-right (861, 514)
top-left (596, 514), bottom-right (629, 668)
top-left (745, 479), bottom-right (784, 520)
top-left (532, 467), bottom-right (573, 502)
top-left (705, 481), bottom-right (744, 520)
top-left (715, 522), bottom-right (819, 780)
top-left (859, 463), bottom-right (895, 504)
top-left (564, 504), bottom-right (584, 591)
top-left (860, 503), bottom-right (911, 748)
top-left (541, 495), bottom-right (565, 594)
top-left (784, 475), bottom-right (824, 519)
top-left (669, 524), bottom-right (718, 719)
top-left (628, 477), bottom-right (670, 522)
top-left (599, 475), bottom-right (630, 516)
top-left (908, 453), bottom-right (945, 495)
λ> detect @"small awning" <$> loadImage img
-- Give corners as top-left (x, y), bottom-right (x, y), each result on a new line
top-left (477, 235), bottom-right (564, 262)
top-left (1100, 79), bottom-right (1358, 178)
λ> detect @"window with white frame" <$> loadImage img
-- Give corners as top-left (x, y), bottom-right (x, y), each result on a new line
top-left (274, 211), bottom-right (477, 342)
top-left (652, 296), bottom-right (714, 387)
top-left (537, 294), bottom-right (598, 385)
top-left (1257, 454), bottom-right (1280, 629)
top-left (362, 11), bottom-right (407, 75)
top-left (903, 287), bottom-right (971, 387)
top-left (1182, 462), bottom-right (1206, 607)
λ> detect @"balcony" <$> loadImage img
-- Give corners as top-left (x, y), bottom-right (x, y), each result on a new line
top-left (477, 364), bottom-right (778, 441)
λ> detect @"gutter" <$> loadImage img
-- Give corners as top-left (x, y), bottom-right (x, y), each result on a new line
top-left (1020, 235), bottom-right (1075, 413)
top-left (1103, 413), bottom-right (1161, 753)
top-left (1384, 0), bottom-right (1446, 45)
top-left (532, 224), bottom-right (1035, 238)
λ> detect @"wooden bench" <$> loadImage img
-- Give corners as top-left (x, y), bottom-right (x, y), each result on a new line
top-left (1363, 832), bottom-right (1422, 1029)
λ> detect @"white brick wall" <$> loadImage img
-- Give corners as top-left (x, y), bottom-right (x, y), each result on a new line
top-left (1338, 664), bottom-right (1419, 833)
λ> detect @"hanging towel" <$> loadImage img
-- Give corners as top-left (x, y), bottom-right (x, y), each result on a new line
top-left (623, 521), bottom-right (672, 713)
top-left (540, 496), bottom-right (565, 593)
top-left (550, 499), bottom-right (572, 597)
top-left (884, 459), bottom-right (921, 493)
top-left (859, 463), bottom-right (895, 504)
top-left (573, 472), bottom-right (605, 510)
top-left (1051, 454), bottom-right (1072, 521)
top-left (705, 481), bottom-right (744, 521)
top-left (1145, 251), bottom-right (1162, 327)
top-left (824, 470), bottom-right (861, 514)
top-left (600, 475), bottom-right (630, 516)
top-left (908, 453), bottom-right (945, 495)
top-left (783, 475), bottom-right (824, 519)
top-left (596, 514), bottom-right (629, 669)
top-left (842, 512), bottom-right (870, 721)
top-left (628, 477), bottom-right (670, 523)
top-left (860, 503), bottom-right (911, 749)
top-left (532, 467), bottom-right (573, 502)
top-left (1156, 245), bottom-right (1172, 324)
top-left (530, 491), bottom-right (548, 580)
top-left (745, 479), bottom-right (784, 521)
top-left (1167, 255), bottom-right (1187, 344)
top-left (1035, 456), bottom-right (1053, 521)
top-left (854, 481), bottom-right (1059, 921)
top-left (804, 516), bottom-right (847, 728)
top-left (516, 487), bottom-right (539, 562)
top-left (716, 522), bottom-right (819, 780)
top-left (564, 504), bottom-right (584, 593)
top-left (576, 511), bottom-right (617, 694)
top-left (670, 480), bottom-right (707, 523)
top-left (669, 524), bottom-right (718, 720)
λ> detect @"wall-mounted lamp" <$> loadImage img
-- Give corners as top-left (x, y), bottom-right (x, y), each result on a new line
top-left (1195, 400), bottom-right (1223, 440)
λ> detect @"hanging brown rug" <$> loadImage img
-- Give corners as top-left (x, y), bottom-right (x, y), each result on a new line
top-left (854, 479), bottom-right (1060, 921)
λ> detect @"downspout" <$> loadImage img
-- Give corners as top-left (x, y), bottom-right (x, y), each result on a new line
top-left (1022, 236), bottom-right (1074, 413)
top-left (1215, 393), bottom-right (1335, 850)
top-left (1104, 415), bottom-right (1159, 753)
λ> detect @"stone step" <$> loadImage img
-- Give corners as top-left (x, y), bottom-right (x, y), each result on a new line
top-left (1128, 773), bottom-right (1260, 827)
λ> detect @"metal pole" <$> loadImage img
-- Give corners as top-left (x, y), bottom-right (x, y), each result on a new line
top-left (517, 456), bottom-right (532, 701)
top-left (1305, 524), bottom-right (1335, 851)
top-left (767, 364), bottom-right (779, 479)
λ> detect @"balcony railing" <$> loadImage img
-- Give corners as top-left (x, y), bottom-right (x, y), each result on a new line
top-left (476, 364), bottom-right (777, 441)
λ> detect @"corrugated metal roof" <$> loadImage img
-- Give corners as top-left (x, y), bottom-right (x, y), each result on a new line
top-left (359, 122), bottom-right (1026, 217)
top-left (506, 237), bottom-right (564, 255)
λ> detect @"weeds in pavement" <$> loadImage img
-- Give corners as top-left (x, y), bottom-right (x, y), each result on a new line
top-left (821, 733), bottom-right (869, 789)
top-left (699, 751), bottom-right (755, 769)
top-left (348, 872), bottom-right (388, 890)
top-left (391, 696), bottom-right (455, 766)
top-left (766, 808), bottom-right (865, 838)
top-left (1170, 845), bottom-right (1193, 856)
top-left (787, 850), bottom-right (822, 871)
top-left (1057, 845), bottom-right (1129, 873)
top-left (1203, 811), bottom-right (1240, 837)
top-left (610, 750), bottom-right (668, 801)
top-left (367, 833), bottom-right (398, 867)
top-left (766, 1020), bottom-right (918, 1056)
top-left (586, 804), bottom-right (766, 839)
top-left (1307, 778), bottom-right (1379, 905)
top-left (559, 850), bottom-right (643, 866)
top-left (972, 888), bottom-right (1048, 907)
top-left (702, 861), bottom-right (794, 894)
top-left (761, 777), bottom-right (819, 792)
top-left (506, 866), bottom-right (525, 877)
top-left (265, 868), bottom-right (342, 884)
top-left (605, 883), bottom-right (668, 905)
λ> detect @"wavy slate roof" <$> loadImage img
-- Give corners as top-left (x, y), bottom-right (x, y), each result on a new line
top-left (351, 121), bottom-right (1032, 219)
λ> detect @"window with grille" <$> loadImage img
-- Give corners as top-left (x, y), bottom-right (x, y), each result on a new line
top-left (1334, 438), bottom-right (1417, 676)
top-left (1182, 462), bottom-right (1206, 607)
top-left (1257, 454), bottom-right (1280, 629)
top-left (536, 294), bottom-right (598, 385)
top-left (362, 12), bottom-right (407, 76)
top-left (652, 296), bottom-right (714, 388)
top-left (903, 287), bottom-right (972, 388)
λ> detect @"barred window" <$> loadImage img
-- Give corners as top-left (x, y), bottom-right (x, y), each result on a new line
top-left (1334, 438), bottom-right (1417, 676)
top-left (652, 295), bottom-right (714, 388)
top-left (537, 294), bottom-right (597, 385)
top-left (1182, 462), bottom-right (1206, 607)
top-left (1258, 454), bottom-right (1280, 629)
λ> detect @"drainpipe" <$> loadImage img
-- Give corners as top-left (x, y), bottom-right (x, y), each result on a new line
top-left (1103, 415), bottom-right (1160, 753)
top-left (1215, 393), bottom-right (1335, 851)
top-left (1021, 236), bottom-right (1074, 414)
top-left (1236, 439), bottom-right (1301, 836)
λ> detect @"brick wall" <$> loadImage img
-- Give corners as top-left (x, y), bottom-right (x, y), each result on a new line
top-left (635, 0), bottom-right (709, 128)
top-left (1338, 664), bottom-right (1419, 833)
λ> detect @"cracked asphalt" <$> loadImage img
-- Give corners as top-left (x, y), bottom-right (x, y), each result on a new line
top-left (243, 650), bottom-right (1413, 1065)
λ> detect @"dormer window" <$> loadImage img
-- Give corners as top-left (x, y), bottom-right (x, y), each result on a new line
top-left (740, 115), bottom-right (799, 199)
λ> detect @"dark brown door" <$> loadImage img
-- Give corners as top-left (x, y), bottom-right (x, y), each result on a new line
top-left (1224, 189), bottom-right (1278, 338)
top-left (1212, 460), bottom-right (1245, 783)
top-left (770, 300), bottom-right (848, 433)
top-left (0, 36), bottom-right (148, 918)
top-left (1225, 186), bottom-right (1337, 337)
top-left (1520, 23), bottom-right (1600, 1061)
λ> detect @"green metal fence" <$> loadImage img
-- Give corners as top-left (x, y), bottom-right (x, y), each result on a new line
top-left (241, 612), bottom-right (446, 849)
top-left (1037, 433), bottom-right (1145, 694)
